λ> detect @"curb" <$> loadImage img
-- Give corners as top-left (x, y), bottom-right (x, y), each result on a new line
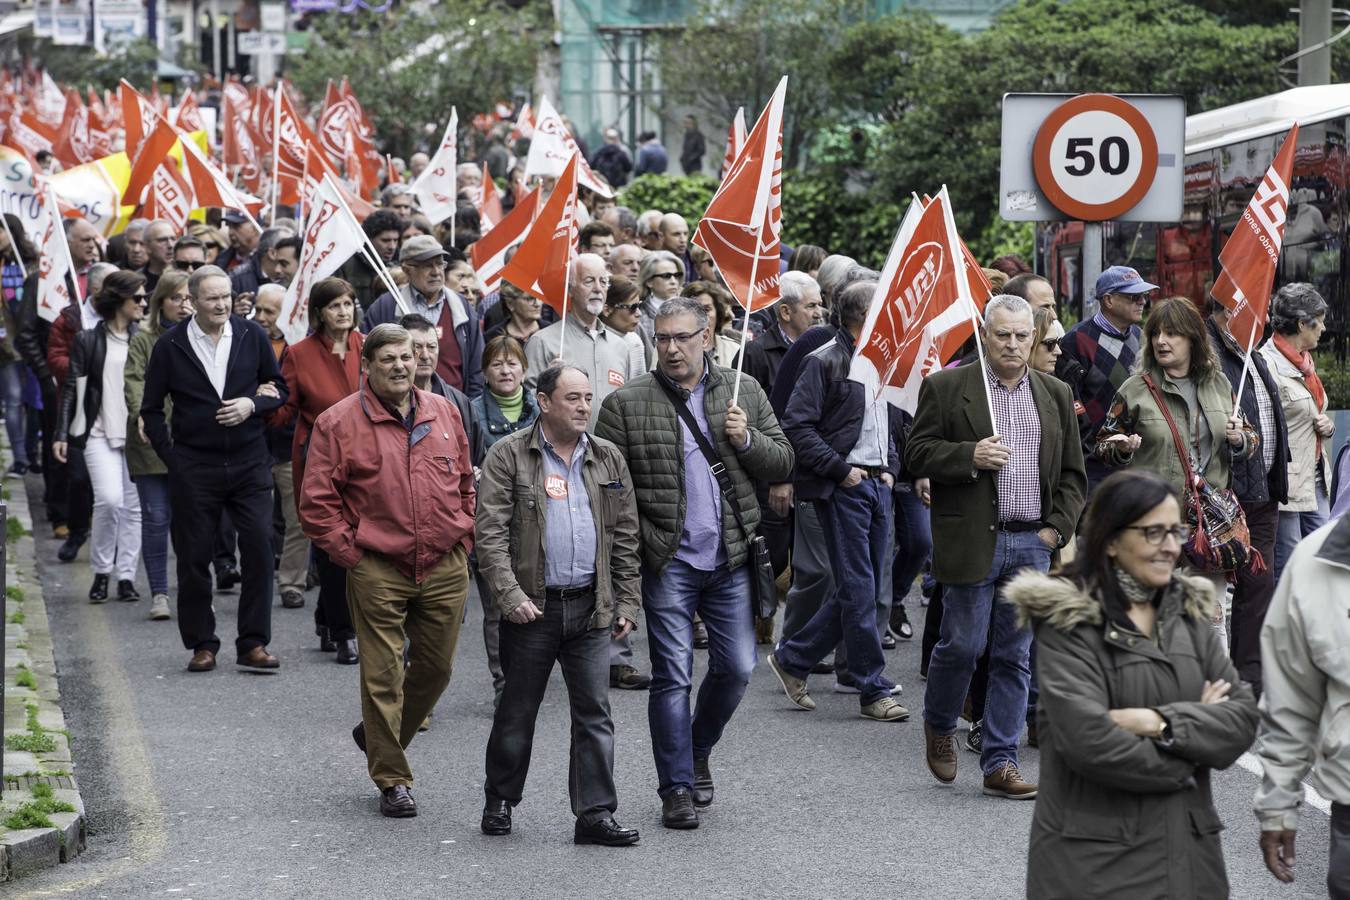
top-left (1, 466), bottom-right (87, 883)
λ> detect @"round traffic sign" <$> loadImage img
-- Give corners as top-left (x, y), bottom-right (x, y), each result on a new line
top-left (1032, 93), bottom-right (1159, 221)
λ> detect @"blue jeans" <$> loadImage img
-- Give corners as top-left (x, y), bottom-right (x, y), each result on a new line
top-left (644, 560), bottom-right (755, 798)
top-left (0, 361), bottom-right (28, 466)
top-left (135, 474), bottom-right (172, 595)
top-left (924, 530), bottom-right (1050, 775)
top-left (776, 478), bottom-right (892, 704)
top-left (892, 483), bottom-right (933, 606)
top-left (1274, 482), bottom-right (1330, 585)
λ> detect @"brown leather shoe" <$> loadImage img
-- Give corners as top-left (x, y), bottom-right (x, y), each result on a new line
top-left (187, 649), bottom-right (216, 672)
top-left (238, 646), bottom-right (280, 669)
top-left (982, 762), bottom-right (1037, 799)
top-left (924, 721), bottom-right (957, 784)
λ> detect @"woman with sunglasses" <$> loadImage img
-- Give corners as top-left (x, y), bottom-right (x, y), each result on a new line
top-left (52, 271), bottom-right (148, 603)
top-left (636, 250), bottom-right (686, 345)
top-left (1007, 469), bottom-right (1257, 899)
top-left (599, 276), bottom-right (653, 372)
top-left (484, 282), bottom-right (544, 347)
top-left (124, 270), bottom-right (193, 621)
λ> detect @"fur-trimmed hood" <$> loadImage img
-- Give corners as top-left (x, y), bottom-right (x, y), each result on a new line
top-left (1004, 570), bottom-right (1218, 632)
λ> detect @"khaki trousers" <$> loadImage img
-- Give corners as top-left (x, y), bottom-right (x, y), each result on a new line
top-left (347, 546), bottom-right (469, 789)
top-left (270, 462), bottom-right (311, 594)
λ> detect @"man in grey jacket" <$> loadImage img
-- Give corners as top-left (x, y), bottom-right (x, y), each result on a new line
top-left (1254, 513), bottom-right (1350, 896)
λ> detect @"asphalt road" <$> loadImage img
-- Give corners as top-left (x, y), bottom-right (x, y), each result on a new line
top-left (9, 477), bottom-right (1335, 899)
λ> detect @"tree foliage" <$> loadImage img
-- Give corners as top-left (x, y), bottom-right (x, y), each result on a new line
top-left (287, 1), bottom-right (548, 158)
top-left (20, 37), bottom-right (163, 91)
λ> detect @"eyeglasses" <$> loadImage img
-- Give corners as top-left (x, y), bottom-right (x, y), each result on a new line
top-left (608, 301), bottom-right (641, 312)
top-left (174, 260), bottom-right (205, 271)
top-left (654, 331), bottom-right (703, 346)
top-left (650, 271), bottom-right (680, 281)
top-left (1122, 524), bottom-right (1191, 545)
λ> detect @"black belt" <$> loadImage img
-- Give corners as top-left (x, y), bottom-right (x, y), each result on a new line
top-left (545, 582), bottom-right (596, 601)
top-left (857, 466), bottom-right (889, 479)
top-left (998, 520), bottom-right (1043, 533)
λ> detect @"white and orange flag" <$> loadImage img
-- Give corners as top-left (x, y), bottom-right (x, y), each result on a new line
top-left (510, 101), bottom-right (534, 142)
top-left (476, 162), bottom-right (503, 230)
top-left (471, 186), bottom-right (539, 294)
top-left (720, 107), bottom-right (746, 179)
top-left (279, 173), bottom-right (369, 346)
top-left (411, 108), bottom-right (458, 225)
top-left (34, 187), bottom-right (78, 324)
top-left (848, 187), bottom-right (982, 415)
top-left (693, 76), bottom-right (786, 316)
top-left (119, 79), bottom-right (160, 161)
top-left (1211, 123), bottom-right (1299, 352)
top-left (499, 153), bottom-right (579, 316)
top-left (524, 97), bottom-right (612, 198)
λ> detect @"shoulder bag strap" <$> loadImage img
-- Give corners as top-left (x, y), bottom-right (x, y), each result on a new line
top-left (656, 377), bottom-right (754, 542)
top-left (1141, 372), bottom-right (1196, 485)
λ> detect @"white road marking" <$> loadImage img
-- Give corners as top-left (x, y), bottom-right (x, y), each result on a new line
top-left (1237, 752), bottom-right (1332, 816)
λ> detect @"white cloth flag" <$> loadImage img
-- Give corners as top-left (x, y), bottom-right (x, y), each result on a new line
top-left (35, 187), bottom-right (77, 324)
top-left (411, 108), bottom-right (458, 225)
top-left (279, 174), bottom-right (368, 346)
top-left (524, 96), bottom-right (613, 198)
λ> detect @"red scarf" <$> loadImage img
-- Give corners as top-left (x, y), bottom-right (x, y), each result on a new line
top-left (1272, 332), bottom-right (1327, 459)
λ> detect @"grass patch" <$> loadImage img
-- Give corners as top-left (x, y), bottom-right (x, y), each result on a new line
top-left (14, 665), bottom-right (36, 689)
top-left (6, 515), bottom-right (28, 543)
top-left (7, 584), bottom-right (24, 601)
top-left (6, 732), bottom-right (56, 753)
top-left (9, 610), bottom-right (25, 625)
top-left (1, 784), bottom-right (75, 830)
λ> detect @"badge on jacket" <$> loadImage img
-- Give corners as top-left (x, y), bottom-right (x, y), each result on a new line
top-left (545, 474), bottom-right (568, 499)
top-left (608, 369), bottom-right (624, 386)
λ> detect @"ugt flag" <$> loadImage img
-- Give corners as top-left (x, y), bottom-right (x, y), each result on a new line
top-left (35, 187), bottom-right (77, 323)
top-left (848, 187), bottom-right (981, 414)
top-left (1211, 123), bottom-right (1299, 350)
top-left (498, 153), bottom-right (579, 316)
top-left (279, 173), bottom-right (368, 346)
top-left (411, 108), bottom-right (458, 226)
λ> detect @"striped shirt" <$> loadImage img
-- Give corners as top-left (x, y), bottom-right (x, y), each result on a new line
top-left (987, 366), bottom-right (1042, 523)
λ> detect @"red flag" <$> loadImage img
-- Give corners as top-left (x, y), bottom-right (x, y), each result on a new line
top-left (692, 77), bottom-right (786, 314)
top-left (477, 163), bottom-right (503, 230)
top-left (52, 89), bottom-right (93, 168)
top-left (174, 89), bottom-right (207, 135)
top-left (509, 101), bottom-right (534, 142)
top-left (720, 107), bottom-right (746, 179)
top-left (124, 117), bottom-right (182, 206)
top-left (1211, 123), bottom-right (1299, 350)
top-left (119, 79), bottom-right (159, 161)
top-left (471, 186), bottom-right (540, 294)
top-left (386, 154), bottom-right (401, 186)
top-left (317, 80), bottom-right (351, 169)
top-left (339, 78), bottom-right (382, 194)
top-left (498, 154), bottom-right (579, 315)
top-left (137, 160), bottom-right (196, 232)
top-left (4, 112), bottom-right (54, 160)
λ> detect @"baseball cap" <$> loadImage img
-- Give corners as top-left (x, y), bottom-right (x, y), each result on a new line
top-left (1095, 265), bottom-right (1158, 299)
top-left (400, 234), bottom-right (450, 264)
top-left (222, 210), bottom-right (249, 226)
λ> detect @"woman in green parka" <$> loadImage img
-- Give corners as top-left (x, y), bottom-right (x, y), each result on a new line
top-left (1005, 469), bottom-right (1258, 899)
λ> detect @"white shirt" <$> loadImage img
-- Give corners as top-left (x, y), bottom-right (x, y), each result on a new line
top-left (187, 315), bottom-right (233, 399)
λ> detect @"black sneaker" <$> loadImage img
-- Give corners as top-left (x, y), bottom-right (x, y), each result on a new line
top-left (88, 573), bottom-right (110, 603)
top-left (881, 629), bottom-right (897, 650)
top-left (964, 719), bottom-right (983, 754)
top-left (57, 532), bottom-right (87, 563)
top-left (117, 579), bottom-right (141, 602)
top-left (215, 563), bottom-right (242, 591)
top-left (890, 604), bottom-right (914, 640)
top-left (5, 461), bottom-right (28, 479)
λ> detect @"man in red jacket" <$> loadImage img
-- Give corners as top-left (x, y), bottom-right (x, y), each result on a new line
top-left (300, 323), bottom-right (476, 819)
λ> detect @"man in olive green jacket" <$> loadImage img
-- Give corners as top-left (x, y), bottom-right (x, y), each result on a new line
top-left (595, 297), bottom-right (793, 830)
top-left (475, 365), bottom-right (642, 847)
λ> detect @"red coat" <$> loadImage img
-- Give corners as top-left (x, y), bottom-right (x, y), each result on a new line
top-left (267, 329), bottom-right (364, 489)
top-left (46, 305), bottom-right (81, 388)
top-left (299, 386), bottom-right (475, 583)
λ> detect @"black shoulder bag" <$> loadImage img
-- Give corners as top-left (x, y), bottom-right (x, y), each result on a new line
top-left (656, 378), bottom-right (777, 620)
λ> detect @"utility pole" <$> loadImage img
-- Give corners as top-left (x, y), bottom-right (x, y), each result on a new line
top-left (1299, 0), bottom-right (1333, 85)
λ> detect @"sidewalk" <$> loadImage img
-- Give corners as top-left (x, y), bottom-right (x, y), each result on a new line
top-left (0, 460), bottom-right (86, 882)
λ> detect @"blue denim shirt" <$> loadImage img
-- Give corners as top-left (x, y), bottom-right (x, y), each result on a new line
top-left (674, 371), bottom-right (727, 571)
top-left (541, 427), bottom-right (597, 588)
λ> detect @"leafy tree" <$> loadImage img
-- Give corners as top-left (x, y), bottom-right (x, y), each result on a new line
top-left (287, 1), bottom-right (548, 158)
top-left (20, 37), bottom-right (164, 91)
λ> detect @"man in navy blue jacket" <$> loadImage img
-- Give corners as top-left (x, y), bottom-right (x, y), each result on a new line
top-left (141, 265), bottom-right (289, 673)
top-left (766, 281), bottom-right (906, 722)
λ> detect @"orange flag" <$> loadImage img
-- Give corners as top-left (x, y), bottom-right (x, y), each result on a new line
top-left (1211, 123), bottom-right (1299, 351)
top-left (471, 186), bottom-right (540, 294)
top-left (692, 77), bottom-right (786, 314)
top-left (124, 117), bottom-right (181, 206)
top-left (720, 107), bottom-right (746, 179)
top-left (477, 162), bottom-right (503, 230)
top-left (119, 79), bottom-right (159, 161)
top-left (498, 153), bottom-right (579, 316)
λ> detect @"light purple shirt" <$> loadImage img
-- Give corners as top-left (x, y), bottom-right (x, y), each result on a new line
top-left (674, 373), bottom-right (727, 571)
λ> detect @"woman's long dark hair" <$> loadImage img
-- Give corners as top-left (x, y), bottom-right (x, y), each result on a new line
top-left (2, 214), bottom-right (37, 265)
top-left (1061, 469), bottom-right (1182, 628)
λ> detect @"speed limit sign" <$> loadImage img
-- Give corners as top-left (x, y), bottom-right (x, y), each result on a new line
top-left (1032, 94), bottom-right (1159, 221)
top-left (999, 92), bottom-right (1184, 223)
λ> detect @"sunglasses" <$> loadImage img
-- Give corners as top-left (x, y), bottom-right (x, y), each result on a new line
top-left (607, 301), bottom-right (641, 312)
top-left (650, 271), bottom-right (680, 280)
top-left (174, 260), bottom-right (206, 271)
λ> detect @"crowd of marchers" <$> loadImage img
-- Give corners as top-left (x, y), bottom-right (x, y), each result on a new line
top-left (5, 169), bottom-right (1350, 893)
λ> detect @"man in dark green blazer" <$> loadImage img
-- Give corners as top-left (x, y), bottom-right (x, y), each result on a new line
top-left (905, 294), bottom-right (1086, 801)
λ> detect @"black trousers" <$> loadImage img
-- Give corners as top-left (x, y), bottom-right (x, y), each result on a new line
top-left (1232, 499), bottom-right (1279, 688)
top-left (170, 460), bottom-right (274, 656)
top-left (315, 547), bottom-right (355, 641)
top-left (484, 594), bottom-right (616, 824)
top-left (42, 400), bottom-right (91, 534)
top-left (214, 511), bottom-right (237, 571)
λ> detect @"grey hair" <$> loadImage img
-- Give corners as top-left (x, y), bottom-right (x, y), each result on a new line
top-left (639, 250), bottom-right (685, 291)
top-left (1269, 282), bottom-right (1329, 335)
top-left (381, 183), bottom-right (413, 205)
top-left (188, 264), bottom-right (230, 298)
top-left (362, 323), bottom-right (412, 362)
top-left (837, 280), bottom-right (877, 330)
top-left (983, 293), bottom-right (1033, 328)
top-left (123, 218), bottom-right (149, 237)
top-left (816, 254), bottom-right (857, 302)
top-left (654, 295), bottom-right (709, 331)
top-left (614, 206), bottom-right (638, 234)
top-left (778, 270), bottom-right (817, 308)
top-left (258, 226), bottom-right (294, 255)
top-left (255, 283), bottom-right (285, 304)
top-left (146, 218), bottom-right (175, 234)
top-left (85, 262), bottom-right (120, 296)
top-left (636, 209), bottom-right (663, 238)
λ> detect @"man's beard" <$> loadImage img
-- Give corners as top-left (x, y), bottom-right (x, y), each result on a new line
top-left (585, 297), bottom-right (606, 316)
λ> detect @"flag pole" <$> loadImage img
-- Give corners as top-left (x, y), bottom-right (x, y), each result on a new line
top-left (967, 294), bottom-right (997, 437)
top-left (270, 85), bottom-right (281, 224)
top-left (730, 237), bottom-right (761, 408)
top-left (1231, 299), bottom-right (1258, 415)
top-left (324, 173), bottom-right (407, 315)
top-left (0, 212), bottom-right (26, 279)
top-left (557, 253), bottom-right (572, 363)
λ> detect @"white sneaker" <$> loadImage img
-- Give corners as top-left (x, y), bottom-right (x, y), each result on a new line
top-left (149, 593), bottom-right (171, 621)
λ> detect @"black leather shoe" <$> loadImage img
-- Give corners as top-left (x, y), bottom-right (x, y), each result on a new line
top-left (352, 722), bottom-right (367, 754)
top-left (117, 579), bottom-right (140, 602)
top-left (336, 639), bottom-right (359, 665)
top-left (480, 799), bottom-right (512, 835)
top-left (661, 788), bottom-right (699, 830)
top-left (215, 563), bottom-right (241, 591)
top-left (318, 626), bottom-right (337, 653)
top-left (380, 785), bottom-right (417, 818)
top-left (58, 532), bottom-right (87, 563)
top-left (881, 629), bottom-right (897, 650)
top-left (574, 817), bottom-right (640, 846)
top-left (692, 757), bottom-right (714, 808)
top-left (88, 573), bottom-right (109, 603)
